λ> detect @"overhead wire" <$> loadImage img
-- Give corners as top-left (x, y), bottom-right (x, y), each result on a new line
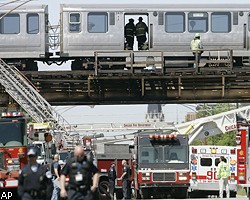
top-left (0, 0), bottom-right (33, 20)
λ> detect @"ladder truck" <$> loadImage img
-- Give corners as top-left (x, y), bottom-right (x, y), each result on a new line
top-left (0, 112), bottom-right (28, 199)
top-left (175, 105), bottom-right (250, 198)
top-left (234, 117), bottom-right (250, 198)
top-left (0, 58), bottom-right (81, 154)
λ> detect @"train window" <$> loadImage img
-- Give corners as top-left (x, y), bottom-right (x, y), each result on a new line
top-left (211, 12), bottom-right (231, 33)
top-left (88, 12), bottom-right (108, 33)
top-left (200, 158), bottom-right (212, 166)
top-left (69, 13), bottom-right (80, 32)
top-left (0, 14), bottom-right (20, 34)
top-left (188, 12), bottom-right (208, 33)
top-left (27, 14), bottom-right (39, 34)
top-left (165, 12), bottom-right (185, 33)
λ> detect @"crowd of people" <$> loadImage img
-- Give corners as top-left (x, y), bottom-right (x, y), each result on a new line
top-left (17, 146), bottom-right (132, 200)
top-left (17, 146), bottom-right (237, 200)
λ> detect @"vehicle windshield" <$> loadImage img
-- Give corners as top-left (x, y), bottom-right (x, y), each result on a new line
top-left (139, 145), bottom-right (188, 164)
top-left (0, 119), bottom-right (25, 146)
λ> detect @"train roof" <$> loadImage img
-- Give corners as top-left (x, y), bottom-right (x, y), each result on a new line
top-left (60, 3), bottom-right (250, 11)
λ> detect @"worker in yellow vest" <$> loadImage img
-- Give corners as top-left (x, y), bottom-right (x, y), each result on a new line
top-left (190, 33), bottom-right (203, 68)
top-left (217, 156), bottom-right (230, 198)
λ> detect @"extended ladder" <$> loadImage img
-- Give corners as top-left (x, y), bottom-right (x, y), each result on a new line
top-left (0, 59), bottom-right (80, 147)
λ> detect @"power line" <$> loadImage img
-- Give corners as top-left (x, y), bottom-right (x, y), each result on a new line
top-left (0, 0), bottom-right (33, 20)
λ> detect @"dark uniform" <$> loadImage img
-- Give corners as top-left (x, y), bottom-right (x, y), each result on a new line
top-left (122, 164), bottom-right (131, 199)
top-left (108, 162), bottom-right (117, 199)
top-left (18, 163), bottom-right (53, 200)
top-left (61, 156), bottom-right (99, 200)
top-left (136, 17), bottom-right (148, 50)
top-left (124, 18), bottom-right (136, 50)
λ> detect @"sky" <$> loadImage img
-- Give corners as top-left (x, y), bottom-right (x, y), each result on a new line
top-left (5, 0), bottom-right (248, 125)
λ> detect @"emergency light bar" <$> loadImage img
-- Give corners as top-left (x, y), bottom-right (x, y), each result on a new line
top-left (1, 112), bottom-right (23, 118)
top-left (149, 134), bottom-right (177, 140)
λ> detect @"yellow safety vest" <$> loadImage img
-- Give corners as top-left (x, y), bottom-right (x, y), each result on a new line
top-left (191, 39), bottom-right (202, 53)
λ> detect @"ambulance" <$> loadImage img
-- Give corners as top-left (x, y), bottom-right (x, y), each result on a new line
top-left (189, 145), bottom-right (238, 198)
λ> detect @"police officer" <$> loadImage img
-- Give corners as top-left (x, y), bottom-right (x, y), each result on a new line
top-left (108, 162), bottom-right (117, 199)
top-left (51, 154), bottom-right (61, 200)
top-left (119, 160), bottom-right (131, 199)
top-left (124, 18), bottom-right (136, 50)
top-left (217, 156), bottom-right (230, 198)
top-left (135, 17), bottom-right (148, 50)
top-left (60, 145), bottom-right (100, 200)
top-left (18, 147), bottom-right (53, 200)
top-left (190, 33), bottom-right (203, 68)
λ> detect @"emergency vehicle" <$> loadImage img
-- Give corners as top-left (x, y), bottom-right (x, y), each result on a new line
top-left (189, 145), bottom-right (237, 197)
top-left (95, 130), bottom-right (190, 199)
top-left (0, 112), bottom-right (28, 197)
top-left (235, 124), bottom-right (250, 194)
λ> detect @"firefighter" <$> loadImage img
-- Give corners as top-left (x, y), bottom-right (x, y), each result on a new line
top-left (60, 145), bottom-right (100, 200)
top-left (18, 147), bottom-right (53, 200)
top-left (119, 160), bottom-right (131, 199)
top-left (190, 33), bottom-right (203, 68)
top-left (217, 156), bottom-right (230, 198)
top-left (108, 162), bottom-right (117, 199)
top-left (124, 18), bottom-right (136, 50)
top-left (135, 17), bottom-right (148, 50)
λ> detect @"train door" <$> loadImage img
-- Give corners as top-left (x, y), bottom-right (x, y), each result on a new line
top-left (124, 14), bottom-right (149, 51)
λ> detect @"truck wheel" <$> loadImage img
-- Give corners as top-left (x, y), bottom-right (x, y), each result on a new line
top-left (98, 180), bottom-right (110, 199)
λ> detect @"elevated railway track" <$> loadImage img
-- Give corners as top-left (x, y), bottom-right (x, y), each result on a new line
top-left (1, 66), bottom-right (250, 106)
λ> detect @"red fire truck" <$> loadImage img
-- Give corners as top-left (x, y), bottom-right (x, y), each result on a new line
top-left (0, 112), bottom-right (28, 197)
top-left (235, 125), bottom-right (250, 192)
top-left (95, 130), bottom-right (190, 199)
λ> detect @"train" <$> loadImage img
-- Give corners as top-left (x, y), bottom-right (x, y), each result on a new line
top-left (1, 3), bottom-right (250, 71)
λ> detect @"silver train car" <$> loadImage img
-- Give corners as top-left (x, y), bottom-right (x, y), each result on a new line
top-left (0, 4), bottom-right (50, 70)
top-left (59, 4), bottom-right (250, 70)
top-left (1, 3), bottom-right (250, 71)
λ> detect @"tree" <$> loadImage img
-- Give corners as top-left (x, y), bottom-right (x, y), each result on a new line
top-left (192, 103), bottom-right (237, 146)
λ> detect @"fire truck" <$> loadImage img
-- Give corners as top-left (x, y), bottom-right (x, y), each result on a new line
top-left (0, 112), bottom-right (28, 197)
top-left (189, 145), bottom-right (237, 197)
top-left (235, 124), bottom-right (250, 196)
top-left (95, 130), bottom-right (190, 199)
